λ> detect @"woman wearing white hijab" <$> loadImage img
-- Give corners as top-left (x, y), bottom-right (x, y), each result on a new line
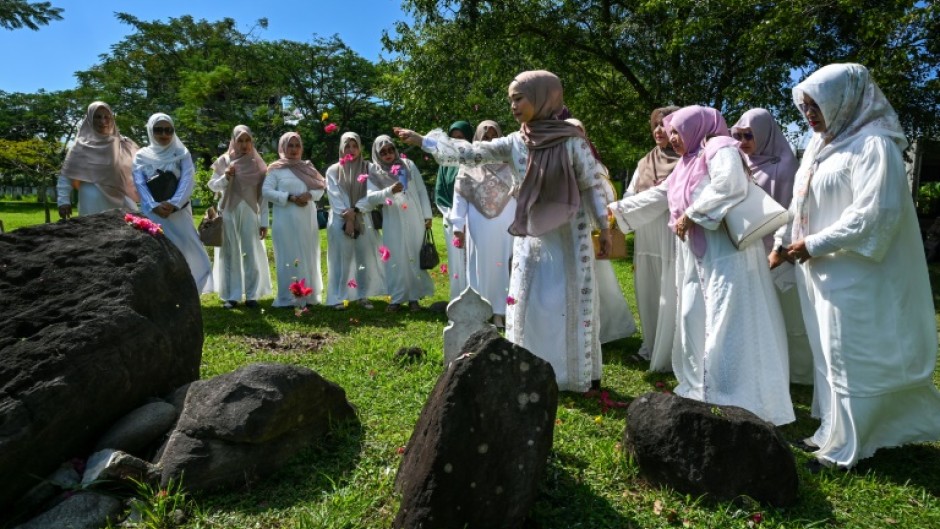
top-left (324, 132), bottom-right (386, 309)
top-left (208, 125), bottom-right (272, 309)
top-left (132, 113), bottom-right (212, 293)
top-left (772, 63), bottom-right (940, 470)
top-left (57, 101), bottom-right (139, 218)
top-left (262, 132), bottom-right (327, 309)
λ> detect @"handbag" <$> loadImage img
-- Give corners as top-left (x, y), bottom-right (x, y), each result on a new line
top-left (592, 226), bottom-right (628, 259)
top-left (198, 206), bottom-right (224, 247)
top-left (317, 208), bottom-right (328, 230)
top-left (146, 169), bottom-right (179, 202)
top-left (370, 208), bottom-right (383, 231)
top-left (419, 228), bottom-right (440, 270)
top-left (723, 180), bottom-right (790, 250)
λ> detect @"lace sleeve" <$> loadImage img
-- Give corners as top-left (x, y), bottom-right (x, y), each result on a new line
top-left (423, 129), bottom-right (514, 167)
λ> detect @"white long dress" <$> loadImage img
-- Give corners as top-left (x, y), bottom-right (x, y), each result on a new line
top-left (620, 169), bottom-right (678, 372)
top-left (424, 131), bottom-right (611, 392)
top-left (613, 147), bottom-right (795, 425)
top-left (324, 162), bottom-right (386, 306)
top-left (356, 159), bottom-right (435, 304)
top-left (438, 200), bottom-right (469, 300)
top-left (57, 175), bottom-right (138, 214)
top-left (132, 155), bottom-right (213, 294)
top-left (261, 168), bottom-right (325, 307)
top-left (785, 135), bottom-right (940, 466)
top-left (208, 173), bottom-right (272, 302)
top-left (594, 174), bottom-right (637, 344)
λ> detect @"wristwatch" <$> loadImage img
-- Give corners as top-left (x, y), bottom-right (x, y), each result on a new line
top-left (774, 244), bottom-right (786, 255)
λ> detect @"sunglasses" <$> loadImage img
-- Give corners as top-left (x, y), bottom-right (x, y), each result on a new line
top-left (732, 132), bottom-right (754, 141)
top-left (153, 126), bottom-right (175, 135)
top-left (379, 148), bottom-right (396, 156)
top-left (797, 102), bottom-right (821, 113)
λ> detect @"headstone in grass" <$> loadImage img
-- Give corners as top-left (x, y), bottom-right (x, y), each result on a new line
top-left (443, 286), bottom-right (496, 365)
top-left (0, 209), bottom-right (203, 511)
top-left (394, 328), bottom-right (558, 529)
top-left (624, 391), bottom-right (799, 507)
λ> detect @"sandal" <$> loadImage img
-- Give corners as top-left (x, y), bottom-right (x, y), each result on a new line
top-left (386, 303), bottom-right (401, 313)
top-left (408, 301), bottom-right (421, 312)
top-left (222, 300), bottom-right (238, 309)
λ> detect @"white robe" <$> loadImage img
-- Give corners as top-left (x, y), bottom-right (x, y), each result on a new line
top-left (356, 159), bottom-right (435, 304)
top-left (57, 175), bottom-right (138, 214)
top-left (261, 168), bottom-right (325, 307)
top-left (781, 134), bottom-right (940, 466)
top-left (613, 147), bottom-right (795, 425)
top-left (438, 201), bottom-right (469, 301)
top-left (424, 131), bottom-right (611, 392)
top-left (132, 154), bottom-right (213, 294)
top-left (324, 162), bottom-right (386, 306)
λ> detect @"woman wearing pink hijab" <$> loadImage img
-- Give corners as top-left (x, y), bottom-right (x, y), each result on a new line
top-left (610, 105), bottom-right (794, 425)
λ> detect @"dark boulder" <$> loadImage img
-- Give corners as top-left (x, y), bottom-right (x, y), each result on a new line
top-left (394, 329), bottom-right (558, 529)
top-left (0, 210), bottom-right (203, 511)
top-left (624, 391), bottom-right (799, 507)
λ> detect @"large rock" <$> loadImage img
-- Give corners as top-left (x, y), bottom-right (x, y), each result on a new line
top-left (157, 363), bottom-right (357, 491)
top-left (394, 329), bottom-right (558, 529)
top-left (12, 491), bottom-right (123, 529)
top-left (624, 391), bottom-right (799, 507)
top-left (0, 210), bottom-right (203, 510)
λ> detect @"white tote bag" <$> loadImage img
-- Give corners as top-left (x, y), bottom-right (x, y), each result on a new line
top-left (723, 180), bottom-right (790, 250)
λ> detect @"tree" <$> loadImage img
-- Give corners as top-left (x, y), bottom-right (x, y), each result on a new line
top-left (0, 0), bottom-right (63, 30)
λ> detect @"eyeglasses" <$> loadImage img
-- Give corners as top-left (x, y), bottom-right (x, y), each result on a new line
top-left (798, 102), bottom-right (821, 113)
top-left (379, 148), bottom-right (396, 156)
top-left (732, 132), bottom-right (754, 141)
top-left (153, 126), bottom-right (175, 135)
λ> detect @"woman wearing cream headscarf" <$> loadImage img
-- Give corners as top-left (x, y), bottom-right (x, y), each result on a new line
top-left (395, 70), bottom-right (614, 392)
top-left (208, 125), bottom-right (272, 309)
top-left (57, 101), bottom-right (139, 218)
top-left (132, 112), bottom-right (212, 293)
top-left (771, 63), bottom-right (940, 470)
top-left (262, 132), bottom-right (327, 309)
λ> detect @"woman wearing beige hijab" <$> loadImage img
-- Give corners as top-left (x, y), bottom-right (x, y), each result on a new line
top-left (57, 101), bottom-right (139, 218)
top-left (208, 125), bottom-right (272, 309)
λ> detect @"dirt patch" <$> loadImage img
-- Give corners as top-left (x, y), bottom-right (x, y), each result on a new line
top-left (240, 332), bottom-right (333, 355)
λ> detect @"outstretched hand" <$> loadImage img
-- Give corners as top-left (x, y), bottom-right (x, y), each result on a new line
top-left (393, 127), bottom-right (423, 146)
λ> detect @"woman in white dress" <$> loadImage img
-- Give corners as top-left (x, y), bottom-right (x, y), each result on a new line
top-left (132, 113), bottom-right (212, 293)
top-left (732, 108), bottom-right (813, 386)
top-left (436, 121), bottom-right (474, 300)
top-left (262, 132), bottom-right (326, 309)
top-left (357, 135), bottom-right (434, 312)
top-left (450, 120), bottom-right (517, 328)
top-left (324, 132), bottom-right (386, 310)
top-left (771, 63), bottom-right (940, 469)
top-left (57, 101), bottom-right (139, 219)
top-left (396, 70), bottom-right (614, 393)
top-left (208, 125), bottom-right (272, 309)
top-left (611, 105), bottom-right (794, 425)
top-left (624, 106), bottom-right (680, 372)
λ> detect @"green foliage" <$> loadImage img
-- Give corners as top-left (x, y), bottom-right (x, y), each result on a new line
top-left (123, 477), bottom-right (192, 529)
top-left (917, 181), bottom-right (940, 217)
top-left (0, 0), bottom-right (63, 31)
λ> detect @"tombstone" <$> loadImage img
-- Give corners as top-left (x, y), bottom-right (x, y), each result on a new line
top-left (443, 286), bottom-right (496, 365)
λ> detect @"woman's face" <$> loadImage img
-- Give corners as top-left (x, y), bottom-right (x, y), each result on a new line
top-left (285, 137), bottom-right (302, 160)
top-left (733, 127), bottom-right (756, 155)
top-left (481, 126), bottom-right (498, 142)
top-left (509, 84), bottom-right (535, 124)
top-left (669, 128), bottom-right (686, 155)
top-left (152, 120), bottom-right (174, 147)
top-left (449, 129), bottom-right (466, 140)
top-left (343, 140), bottom-right (360, 159)
top-left (378, 144), bottom-right (397, 164)
top-left (235, 133), bottom-right (253, 155)
top-left (92, 107), bottom-right (114, 135)
top-left (652, 116), bottom-right (669, 148)
top-left (800, 94), bottom-right (827, 133)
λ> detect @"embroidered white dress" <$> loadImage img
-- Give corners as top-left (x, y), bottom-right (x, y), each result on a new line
top-left (324, 162), bottom-right (387, 306)
top-left (356, 159), bottom-right (435, 304)
top-left (261, 167), bottom-right (325, 307)
top-left (613, 147), bottom-right (795, 425)
top-left (424, 130), bottom-right (611, 392)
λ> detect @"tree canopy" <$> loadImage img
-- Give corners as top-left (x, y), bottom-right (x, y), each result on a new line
top-left (0, 0), bottom-right (63, 31)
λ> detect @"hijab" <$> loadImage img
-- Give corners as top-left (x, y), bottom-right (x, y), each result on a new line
top-left (267, 132), bottom-right (326, 190)
top-left (369, 135), bottom-right (405, 189)
top-left (335, 131), bottom-right (368, 208)
top-left (435, 120), bottom-right (475, 209)
top-left (454, 120), bottom-right (515, 218)
top-left (508, 70), bottom-right (585, 237)
top-left (211, 124), bottom-right (268, 213)
top-left (634, 106), bottom-right (681, 193)
top-left (665, 105), bottom-right (738, 257)
top-left (61, 101), bottom-right (139, 204)
top-left (133, 113), bottom-right (189, 177)
top-left (731, 108), bottom-right (798, 208)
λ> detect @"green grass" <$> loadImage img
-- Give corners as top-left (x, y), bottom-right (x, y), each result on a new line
top-left (4, 201), bottom-right (940, 529)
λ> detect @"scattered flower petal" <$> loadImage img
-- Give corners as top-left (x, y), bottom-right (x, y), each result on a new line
top-left (506, 295), bottom-right (516, 306)
top-left (378, 245), bottom-right (391, 262)
top-left (321, 111), bottom-right (329, 121)
top-left (440, 263), bottom-right (448, 274)
top-left (452, 236), bottom-right (463, 249)
top-left (399, 153), bottom-right (407, 159)
top-left (390, 164), bottom-right (401, 176)
top-left (385, 198), bottom-right (393, 206)
top-left (357, 174), bottom-right (368, 183)
top-left (347, 279), bottom-right (358, 289)
top-left (289, 278), bottom-right (314, 298)
top-left (324, 123), bottom-right (338, 134)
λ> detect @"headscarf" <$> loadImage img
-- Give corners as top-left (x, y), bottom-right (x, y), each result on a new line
top-left (454, 120), bottom-right (515, 218)
top-left (665, 105), bottom-right (738, 257)
top-left (634, 106), bottom-right (681, 193)
top-left (508, 70), bottom-right (585, 237)
top-left (211, 124), bottom-right (268, 213)
top-left (434, 120), bottom-right (475, 209)
top-left (731, 108), bottom-right (798, 208)
top-left (267, 132), bottom-right (326, 190)
top-left (335, 131), bottom-right (368, 208)
top-left (369, 135), bottom-right (405, 189)
top-left (61, 101), bottom-right (140, 204)
top-left (133, 113), bottom-right (189, 177)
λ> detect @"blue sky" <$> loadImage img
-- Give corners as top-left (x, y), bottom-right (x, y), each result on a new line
top-left (0, 0), bottom-right (410, 94)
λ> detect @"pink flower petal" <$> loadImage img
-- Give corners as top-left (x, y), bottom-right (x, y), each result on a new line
top-left (357, 174), bottom-right (368, 183)
top-left (439, 263), bottom-right (448, 274)
top-left (347, 279), bottom-right (358, 289)
top-left (506, 295), bottom-right (516, 306)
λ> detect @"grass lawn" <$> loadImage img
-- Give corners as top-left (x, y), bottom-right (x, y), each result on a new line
top-left (3, 200), bottom-right (940, 529)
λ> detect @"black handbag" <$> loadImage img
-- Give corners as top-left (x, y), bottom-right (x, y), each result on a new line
top-left (317, 208), bottom-right (328, 230)
top-left (371, 208), bottom-right (383, 231)
top-left (419, 228), bottom-right (440, 270)
top-left (146, 169), bottom-right (180, 202)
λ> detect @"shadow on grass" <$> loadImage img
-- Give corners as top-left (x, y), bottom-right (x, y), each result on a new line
top-left (855, 443), bottom-right (940, 496)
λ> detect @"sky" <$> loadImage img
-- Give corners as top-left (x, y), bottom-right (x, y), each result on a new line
top-left (0, 0), bottom-right (410, 94)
